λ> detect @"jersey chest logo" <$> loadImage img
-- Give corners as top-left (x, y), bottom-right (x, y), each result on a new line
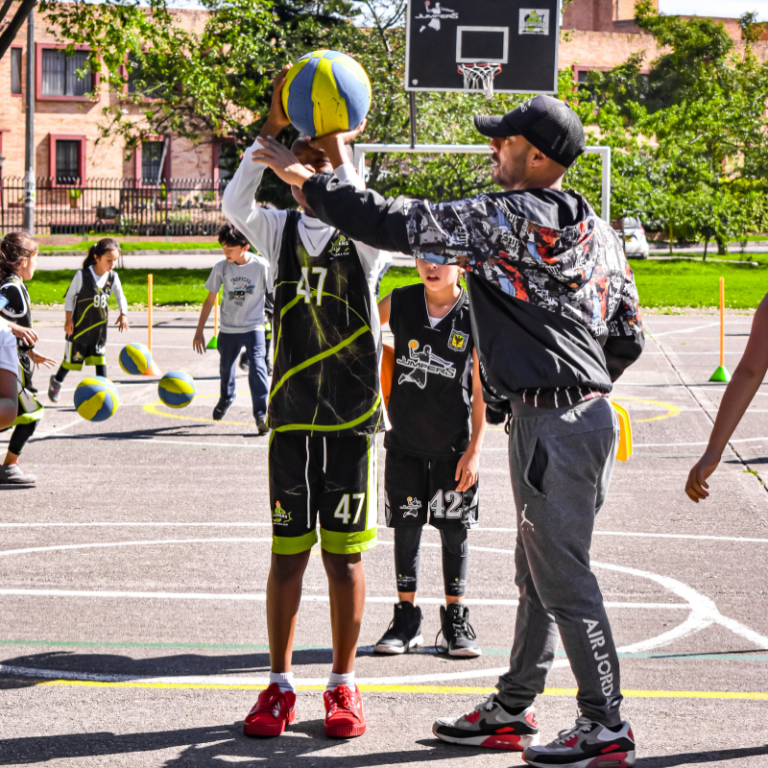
top-left (448, 329), bottom-right (468, 352)
top-left (396, 339), bottom-right (456, 390)
top-left (329, 234), bottom-right (353, 259)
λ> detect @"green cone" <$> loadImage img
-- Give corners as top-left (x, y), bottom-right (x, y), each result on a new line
top-left (206, 335), bottom-right (218, 350)
top-left (709, 365), bottom-right (731, 383)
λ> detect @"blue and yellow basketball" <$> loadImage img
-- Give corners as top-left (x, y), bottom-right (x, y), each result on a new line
top-left (74, 376), bottom-right (119, 422)
top-left (158, 371), bottom-right (195, 409)
top-left (119, 343), bottom-right (152, 376)
top-left (282, 50), bottom-right (371, 138)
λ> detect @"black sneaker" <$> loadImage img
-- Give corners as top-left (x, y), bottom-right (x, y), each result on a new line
top-left (213, 396), bottom-right (235, 421)
top-left (48, 375), bottom-right (62, 403)
top-left (238, 352), bottom-right (249, 373)
top-left (437, 603), bottom-right (482, 657)
top-left (373, 601), bottom-right (423, 654)
top-left (256, 415), bottom-right (269, 436)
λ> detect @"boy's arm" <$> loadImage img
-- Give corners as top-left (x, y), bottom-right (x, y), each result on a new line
top-left (221, 66), bottom-right (292, 271)
top-left (377, 293), bottom-right (391, 327)
top-left (455, 349), bottom-right (487, 493)
top-left (686, 294), bottom-right (768, 502)
top-left (112, 273), bottom-right (129, 330)
top-left (193, 293), bottom-right (217, 354)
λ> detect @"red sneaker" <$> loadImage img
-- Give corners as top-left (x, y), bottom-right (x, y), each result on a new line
top-left (323, 684), bottom-right (366, 738)
top-left (243, 683), bottom-right (296, 737)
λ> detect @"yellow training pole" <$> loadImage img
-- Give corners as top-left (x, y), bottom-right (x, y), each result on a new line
top-left (709, 276), bottom-right (731, 382)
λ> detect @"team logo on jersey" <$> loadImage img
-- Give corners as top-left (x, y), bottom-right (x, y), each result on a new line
top-left (272, 501), bottom-right (292, 526)
top-left (448, 329), bottom-right (468, 352)
top-left (330, 234), bottom-right (352, 258)
top-left (400, 496), bottom-right (422, 517)
top-left (397, 340), bottom-right (456, 390)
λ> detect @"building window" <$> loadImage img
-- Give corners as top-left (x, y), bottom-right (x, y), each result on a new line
top-left (42, 49), bottom-right (92, 96)
top-left (56, 140), bottom-right (81, 183)
top-left (127, 54), bottom-right (165, 99)
top-left (11, 48), bottom-right (22, 95)
top-left (141, 140), bottom-right (165, 183)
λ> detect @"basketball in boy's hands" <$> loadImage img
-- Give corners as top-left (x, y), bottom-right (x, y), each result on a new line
top-left (282, 50), bottom-right (371, 137)
top-left (119, 343), bottom-right (152, 376)
top-left (158, 371), bottom-right (195, 409)
top-left (74, 376), bottom-right (119, 422)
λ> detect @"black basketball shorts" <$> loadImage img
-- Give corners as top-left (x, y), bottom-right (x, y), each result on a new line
top-left (384, 449), bottom-right (479, 530)
top-left (269, 432), bottom-right (378, 555)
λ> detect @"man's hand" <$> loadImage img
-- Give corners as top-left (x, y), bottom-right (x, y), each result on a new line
top-left (251, 137), bottom-right (315, 188)
top-left (193, 331), bottom-right (206, 355)
top-left (64, 319), bottom-right (74, 336)
top-left (9, 323), bottom-right (38, 346)
top-left (259, 64), bottom-right (292, 139)
top-left (685, 450), bottom-right (720, 503)
top-left (116, 313), bottom-right (129, 332)
top-left (455, 450), bottom-right (479, 493)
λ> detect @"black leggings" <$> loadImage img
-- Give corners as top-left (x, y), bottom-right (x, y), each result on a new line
top-left (8, 419), bottom-right (38, 456)
top-left (394, 526), bottom-right (469, 597)
top-left (55, 364), bottom-right (107, 383)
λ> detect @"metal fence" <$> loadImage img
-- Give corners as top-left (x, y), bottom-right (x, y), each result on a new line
top-left (0, 177), bottom-right (230, 237)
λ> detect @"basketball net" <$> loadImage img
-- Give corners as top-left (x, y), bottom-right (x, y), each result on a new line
top-left (457, 63), bottom-right (501, 101)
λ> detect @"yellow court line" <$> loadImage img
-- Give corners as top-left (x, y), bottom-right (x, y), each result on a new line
top-left (611, 397), bottom-right (681, 423)
top-left (142, 392), bottom-right (255, 427)
top-left (28, 679), bottom-right (768, 700)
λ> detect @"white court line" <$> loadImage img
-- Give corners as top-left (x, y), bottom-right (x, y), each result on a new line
top-left (636, 435), bottom-right (768, 447)
top-left (34, 338), bottom-right (192, 350)
top-left (0, 522), bottom-right (766, 545)
top-left (647, 322), bottom-right (719, 338)
top-left (0, 588), bottom-right (684, 610)
top-left (1, 538), bottom-right (766, 685)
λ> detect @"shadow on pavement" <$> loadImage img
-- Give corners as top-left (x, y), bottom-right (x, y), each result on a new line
top-left (0, 722), bottom-right (483, 766)
top-left (637, 745), bottom-right (768, 766)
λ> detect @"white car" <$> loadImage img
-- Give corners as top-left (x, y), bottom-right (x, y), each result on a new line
top-left (623, 216), bottom-right (650, 259)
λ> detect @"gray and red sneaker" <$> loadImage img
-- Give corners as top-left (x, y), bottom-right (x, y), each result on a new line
top-left (523, 717), bottom-right (635, 767)
top-left (432, 694), bottom-right (539, 751)
top-left (243, 683), bottom-right (296, 737)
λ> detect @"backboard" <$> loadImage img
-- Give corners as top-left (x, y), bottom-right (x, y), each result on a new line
top-left (405, 0), bottom-right (561, 95)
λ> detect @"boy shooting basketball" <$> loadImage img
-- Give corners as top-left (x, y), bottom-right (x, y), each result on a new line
top-left (222, 66), bottom-right (387, 740)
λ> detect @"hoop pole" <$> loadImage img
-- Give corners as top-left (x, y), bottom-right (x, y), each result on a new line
top-left (409, 92), bottom-right (417, 149)
top-left (147, 273), bottom-right (153, 352)
top-left (719, 277), bottom-right (724, 368)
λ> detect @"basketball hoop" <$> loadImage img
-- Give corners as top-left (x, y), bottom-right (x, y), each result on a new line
top-left (457, 63), bottom-right (501, 101)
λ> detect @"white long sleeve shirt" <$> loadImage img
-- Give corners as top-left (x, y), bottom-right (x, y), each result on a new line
top-left (64, 267), bottom-right (129, 314)
top-left (221, 138), bottom-right (388, 297)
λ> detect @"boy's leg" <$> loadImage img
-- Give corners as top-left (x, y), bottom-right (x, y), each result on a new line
top-left (0, 422), bottom-right (38, 485)
top-left (53, 365), bottom-right (69, 383)
top-left (321, 550), bottom-right (365, 674)
top-left (244, 330), bottom-right (269, 419)
top-left (95, 364), bottom-right (107, 378)
top-left (214, 332), bottom-right (238, 419)
top-left (267, 551), bottom-right (311, 672)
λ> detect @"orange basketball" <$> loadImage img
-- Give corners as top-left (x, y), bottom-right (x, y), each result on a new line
top-left (381, 343), bottom-right (395, 408)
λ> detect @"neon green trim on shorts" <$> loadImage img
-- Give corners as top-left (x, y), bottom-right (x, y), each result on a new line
top-left (11, 408), bottom-right (44, 427)
top-left (61, 361), bottom-right (83, 371)
top-left (271, 528), bottom-right (318, 555)
top-left (84, 355), bottom-right (106, 366)
top-left (319, 526), bottom-right (378, 555)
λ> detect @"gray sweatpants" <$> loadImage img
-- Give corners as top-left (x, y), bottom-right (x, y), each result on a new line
top-left (496, 396), bottom-right (623, 727)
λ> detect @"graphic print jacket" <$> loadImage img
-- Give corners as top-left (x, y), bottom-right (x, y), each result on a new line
top-left (304, 178), bottom-right (645, 405)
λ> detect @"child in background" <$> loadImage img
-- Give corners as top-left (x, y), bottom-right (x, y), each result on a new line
top-left (374, 260), bottom-right (486, 658)
top-left (240, 289), bottom-right (274, 376)
top-left (48, 238), bottom-right (128, 402)
top-left (686, 292), bottom-right (768, 502)
top-left (0, 233), bottom-right (56, 485)
top-left (193, 223), bottom-right (270, 435)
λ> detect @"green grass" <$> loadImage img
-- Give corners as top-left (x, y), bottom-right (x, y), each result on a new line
top-left (37, 240), bottom-right (221, 253)
top-left (24, 261), bottom-right (768, 310)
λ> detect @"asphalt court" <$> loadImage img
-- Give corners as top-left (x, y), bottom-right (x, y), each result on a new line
top-left (0, 309), bottom-right (767, 766)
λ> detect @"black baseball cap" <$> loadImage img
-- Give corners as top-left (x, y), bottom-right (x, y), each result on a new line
top-left (474, 95), bottom-right (586, 169)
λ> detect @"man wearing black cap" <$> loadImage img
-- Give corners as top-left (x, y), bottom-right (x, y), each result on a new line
top-left (253, 94), bottom-right (643, 768)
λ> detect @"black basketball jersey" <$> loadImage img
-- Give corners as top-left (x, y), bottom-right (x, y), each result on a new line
top-left (269, 210), bottom-right (384, 436)
top-left (0, 275), bottom-right (33, 380)
top-left (70, 267), bottom-right (115, 352)
top-left (385, 283), bottom-right (474, 459)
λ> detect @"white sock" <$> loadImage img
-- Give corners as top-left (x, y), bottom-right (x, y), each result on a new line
top-left (326, 671), bottom-right (355, 691)
top-left (269, 670), bottom-right (295, 693)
